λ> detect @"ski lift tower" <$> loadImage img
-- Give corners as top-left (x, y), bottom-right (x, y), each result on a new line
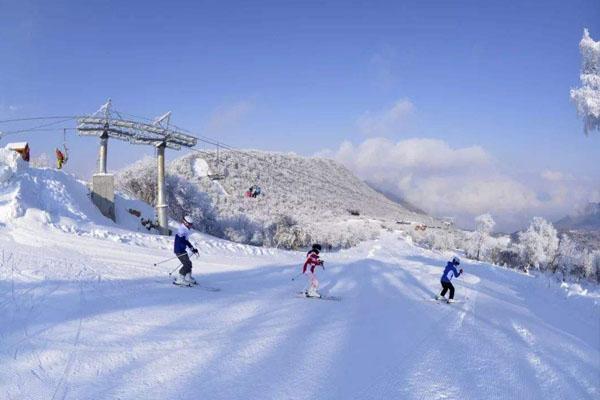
top-left (77, 100), bottom-right (197, 235)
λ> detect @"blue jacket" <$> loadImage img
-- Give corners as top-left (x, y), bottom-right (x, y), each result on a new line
top-left (174, 224), bottom-right (194, 254)
top-left (441, 262), bottom-right (461, 283)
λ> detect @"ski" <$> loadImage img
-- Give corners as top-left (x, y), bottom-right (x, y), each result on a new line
top-left (173, 281), bottom-right (193, 288)
top-left (171, 281), bottom-right (221, 291)
top-left (425, 298), bottom-right (464, 304)
top-left (296, 292), bottom-right (341, 301)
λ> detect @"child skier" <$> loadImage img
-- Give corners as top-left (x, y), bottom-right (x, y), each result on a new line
top-left (436, 256), bottom-right (463, 303)
top-left (303, 243), bottom-right (325, 297)
top-left (173, 215), bottom-right (199, 286)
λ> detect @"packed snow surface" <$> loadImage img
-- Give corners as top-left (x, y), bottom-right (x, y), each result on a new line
top-left (1, 227), bottom-right (598, 399)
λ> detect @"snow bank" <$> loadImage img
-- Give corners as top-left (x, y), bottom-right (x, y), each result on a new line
top-left (0, 148), bottom-right (155, 232)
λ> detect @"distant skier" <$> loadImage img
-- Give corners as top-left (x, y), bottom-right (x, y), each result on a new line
top-left (436, 256), bottom-right (463, 303)
top-left (173, 215), bottom-right (199, 286)
top-left (303, 243), bottom-right (325, 298)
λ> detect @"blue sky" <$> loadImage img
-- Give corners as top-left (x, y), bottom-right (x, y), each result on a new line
top-left (0, 0), bottom-right (598, 230)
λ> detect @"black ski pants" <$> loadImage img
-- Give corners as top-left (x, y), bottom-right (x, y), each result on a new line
top-left (177, 253), bottom-right (193, 276)
top-left (440, 280), bottom-right (455, 299)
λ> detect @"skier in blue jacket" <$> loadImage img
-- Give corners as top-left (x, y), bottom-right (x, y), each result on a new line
top-left (436, 256), bottom-right (463, 303)
top-left (173, 215), bottom-right (199, 286)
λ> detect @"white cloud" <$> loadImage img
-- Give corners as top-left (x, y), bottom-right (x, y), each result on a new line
top-left (369, 48), bottom-right (398, 90)
top-left (357, 99), bottom-right (415, 136)
top-left (0, 103), bottom-right (20, 116)
top-left (325, 137), bottom-right (596, 231)
top-left (541, 170), bottom-right (568, 182)
top-left (205, 101), bottom-right (253, 134)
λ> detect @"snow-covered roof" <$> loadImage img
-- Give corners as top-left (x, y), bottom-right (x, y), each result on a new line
top-left (5, 142), bottom-right (29, 150)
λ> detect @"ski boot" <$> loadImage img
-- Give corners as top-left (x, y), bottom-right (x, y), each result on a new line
top-left (185, 273), bottom-right (197, 285)
top-left (174, 273), bottom-right (192, 287)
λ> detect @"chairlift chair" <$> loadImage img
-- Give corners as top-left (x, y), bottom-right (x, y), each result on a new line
top-left (55, 129), bottom-right (69, 169)
top-left (208, 143), bottom-right (226, 180)
top-left (208, 173), bottom-right (225, 180)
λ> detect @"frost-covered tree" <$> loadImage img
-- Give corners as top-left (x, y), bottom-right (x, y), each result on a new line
top-left (593, 251), bottom-right (600, 283)
top-left (571, 28), bottom-right (600, 134)
top-left (115, 157), bottom-right (157, 204)
top-left (272, 215), bottom-right (311, 249)
top-left (115, 157), bottom-right (217, 232)
top-left (518, 217), bottom-right (559, 270)
top-left (30, 153), bottom-right (51, 168)
top-left (553, 234), bottom-right (578, 276)
top-left (580, 250), bottom-right (600, 281)
top-left (421, 228), bottom-right (455, 251)
top-left (582, 251), bottom-right (593, 280)
top-left (472, 213), bottom-right (495, 260)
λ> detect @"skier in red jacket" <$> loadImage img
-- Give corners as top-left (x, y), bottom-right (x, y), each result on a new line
top-left (303, 244), bottom-right (325, 298)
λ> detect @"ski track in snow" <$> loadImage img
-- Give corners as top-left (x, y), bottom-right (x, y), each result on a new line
top-left (0, 228), bottom-right (598, 400)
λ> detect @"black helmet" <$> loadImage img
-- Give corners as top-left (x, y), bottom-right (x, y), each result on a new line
top-left (312, 243), bottom-right (322, 251)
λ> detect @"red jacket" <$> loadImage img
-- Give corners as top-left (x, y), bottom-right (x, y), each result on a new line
top-left (303, 250), bottom-right (322, 274)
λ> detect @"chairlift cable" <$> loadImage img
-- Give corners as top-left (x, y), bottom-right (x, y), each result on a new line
top-left (1, 118), bottom-right (76, 136)
top-left (0, 116), bottom-right (79, 124)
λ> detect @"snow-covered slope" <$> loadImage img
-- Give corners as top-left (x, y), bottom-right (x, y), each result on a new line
top-left (0, 148), bottom-right (155, 235)
top-left (162, 150), bottom-right (432, 248)
top-left (0, 227), bottom-right (598, 400)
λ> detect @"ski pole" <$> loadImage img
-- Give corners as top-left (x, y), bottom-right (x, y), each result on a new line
top-left (186, 242), bottom-right (200, 258)
top-left (153, 253), bottom-right (186, 267)
top-left (168, 263), bottom-right (183, 277)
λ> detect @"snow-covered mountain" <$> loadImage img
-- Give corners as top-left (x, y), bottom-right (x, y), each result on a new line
top-left (0, 147), bottom-right (598, 399)
top-left (555, 203), bottom-right (600, 251)
top-left (555, 202), bottom-right (600, 231)
top-left (117, 150), bottom-right (436, 249)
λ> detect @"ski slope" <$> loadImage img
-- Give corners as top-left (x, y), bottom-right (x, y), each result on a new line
top-left (1, 225), bottom-right (598, 400)
top-left (0, 151), bottom-right (598, 399)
